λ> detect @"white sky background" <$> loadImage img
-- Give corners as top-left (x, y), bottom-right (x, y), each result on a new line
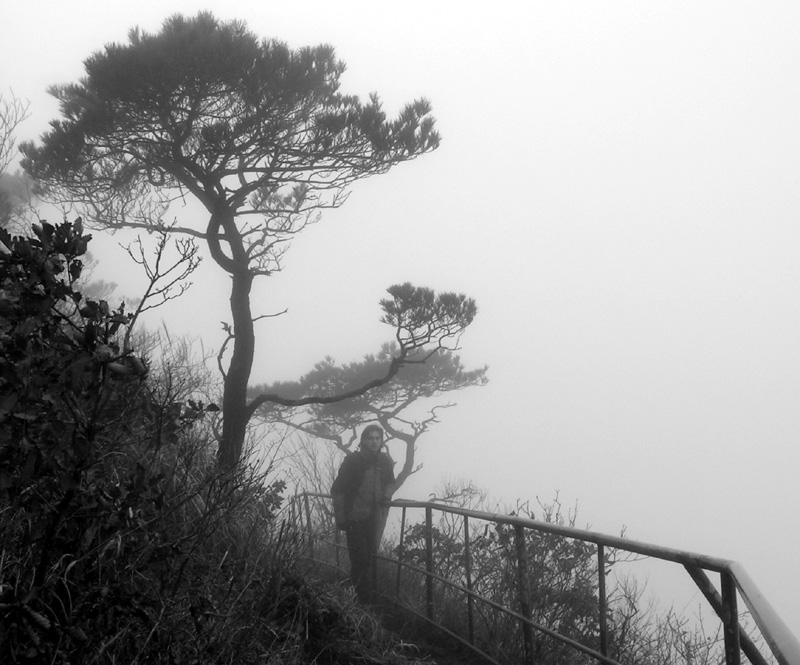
top-left (3, 0), bottom-right (800, 635)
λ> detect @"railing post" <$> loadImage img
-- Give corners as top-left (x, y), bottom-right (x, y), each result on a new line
top-left (721, 572), bottom-right (742, 665)
top-left (334, 524), bottom-right (342, 581)
top-left (464, 514), bottom-right (475, 645)
top-left (289, 494), bottom-right (304, 533)
top-left (426, 505), bottom-right (434, 620)
top-left (684, 565), bottom-right (767, 665)
top-left (514, 524), bottom-right (535, 665)
top-left (597, 543), bottom-right (609, 657)
top-left (303, 493), bottom-right (314, 559)
top-left (371, 543), bottom-right (378, 603)
top-left (396, 506), bottom-right (407, 599)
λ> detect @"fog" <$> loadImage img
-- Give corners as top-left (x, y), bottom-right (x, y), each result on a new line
top-left (3, 0), bottom-right (799, 634)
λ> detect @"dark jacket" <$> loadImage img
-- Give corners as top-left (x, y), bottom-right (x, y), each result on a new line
top-left (331, 450), bottom-right (395, 528)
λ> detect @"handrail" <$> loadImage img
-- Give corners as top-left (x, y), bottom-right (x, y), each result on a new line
top-left (291, 493), bottom-right (800, 665)
top-left (394, 499), bottom-right (735, 571)
top-left (395, 498), bottom-right (800, 662)
top-left (731, 562), bottom-right (800, 665)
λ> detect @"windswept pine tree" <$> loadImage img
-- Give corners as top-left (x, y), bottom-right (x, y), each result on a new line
top-left (22, 13), bottom-right (476, 467)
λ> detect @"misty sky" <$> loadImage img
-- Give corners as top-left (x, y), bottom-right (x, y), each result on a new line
top-left (3, 0), bottom-right (800, 636)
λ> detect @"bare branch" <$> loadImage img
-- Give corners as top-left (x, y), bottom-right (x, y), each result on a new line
top-left (0, 90), bottom-right (30, 175)
top-left (253, 310), bottom-right (288, 324)
top-left (123, 229), bottom-right (201, 351)
top-left (217, 321), bottom-right (233, 380)
top-left (246, 353), bottom-right (407, 417)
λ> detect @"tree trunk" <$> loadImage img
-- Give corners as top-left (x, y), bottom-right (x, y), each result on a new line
top-left (219, 266), bottom-right (255, 468)
top-left (393, 434), bottom-right (417, 491)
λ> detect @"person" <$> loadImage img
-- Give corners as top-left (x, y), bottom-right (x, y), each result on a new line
top-left (331, 424), bottom-right (395, 601)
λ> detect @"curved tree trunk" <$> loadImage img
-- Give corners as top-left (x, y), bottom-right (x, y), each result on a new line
top-left (384, 426), bottom-right (417, 492)
top-left (219, 267), bottom-right (255, 468)
top-left (208, 207), bottom-right (257, 469)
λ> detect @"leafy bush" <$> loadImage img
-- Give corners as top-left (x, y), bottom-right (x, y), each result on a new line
top-left (0, 221), bottom-right (427, 664)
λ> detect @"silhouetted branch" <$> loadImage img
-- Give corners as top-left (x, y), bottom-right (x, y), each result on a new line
top-left (123, 229), bottom-right (200, 351)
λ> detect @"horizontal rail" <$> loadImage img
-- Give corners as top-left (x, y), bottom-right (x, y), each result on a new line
top-left (393, 499), bottom-right (734, 571)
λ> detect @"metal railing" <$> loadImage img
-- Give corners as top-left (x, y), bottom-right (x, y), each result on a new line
top-left (289, 493), bottom-right (800, 665)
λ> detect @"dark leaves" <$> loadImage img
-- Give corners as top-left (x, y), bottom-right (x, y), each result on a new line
top-left (380, 282), bottom-right (478, 350)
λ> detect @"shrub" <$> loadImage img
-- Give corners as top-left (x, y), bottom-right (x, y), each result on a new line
top-left (0, 221), bottom-right (280, 662)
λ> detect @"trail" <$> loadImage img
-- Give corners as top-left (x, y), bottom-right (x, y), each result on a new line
top-left (373, 599), bottom-right (488, 665)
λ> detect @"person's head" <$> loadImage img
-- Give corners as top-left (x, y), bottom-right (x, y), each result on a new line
top-left (359, 425), bottom-right (384, 454)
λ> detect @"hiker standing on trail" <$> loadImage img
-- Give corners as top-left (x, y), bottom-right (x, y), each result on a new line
top-left (331, 425), bottom-right (395, 601)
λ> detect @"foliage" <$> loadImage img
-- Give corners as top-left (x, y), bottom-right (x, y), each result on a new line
top-left (250, 284), bottom-right (479, 413)
top-left (20, 12), bottom-right (447, 469)
top-left (21, 14), bottom-right (439, 235)
top-left (256, 340), bottom-right (487, 491)
top-left (0, 221), bottom-right (432, 664)
top-left (0, 218), bottom-right (144, 489)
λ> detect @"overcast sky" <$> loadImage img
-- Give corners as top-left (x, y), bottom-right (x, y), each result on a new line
top-left (3, 0), bottom-right (800, 637)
